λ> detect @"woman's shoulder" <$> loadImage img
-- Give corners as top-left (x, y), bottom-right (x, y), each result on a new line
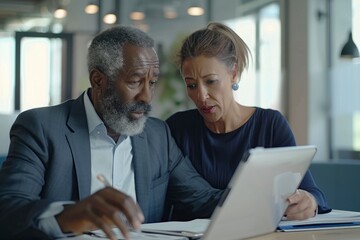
top-left (253, 107), bottom-right (286, 119)
top-left (166, 109), bottom-right (201, 124)
top-left (252, 107), bottom-right (292, 131)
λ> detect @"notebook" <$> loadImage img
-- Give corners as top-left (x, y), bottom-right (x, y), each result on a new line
top-left (278, 209), bottom-right (360, 232)
top-left (142, 145), bottom-right (317, 240)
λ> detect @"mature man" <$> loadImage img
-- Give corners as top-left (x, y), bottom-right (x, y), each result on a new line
top-left (0, 26), bottom-right (223, 239)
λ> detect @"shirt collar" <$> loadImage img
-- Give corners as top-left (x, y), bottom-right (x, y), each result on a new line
top-left (83, 89), bottom-right (105, 134)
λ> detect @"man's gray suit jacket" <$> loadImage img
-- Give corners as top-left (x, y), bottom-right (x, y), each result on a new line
top-left (0, 93), bottom-right (223, 239)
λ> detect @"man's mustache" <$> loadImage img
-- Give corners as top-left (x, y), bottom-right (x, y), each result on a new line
top-left (127, 102), bottom-right (152, 113)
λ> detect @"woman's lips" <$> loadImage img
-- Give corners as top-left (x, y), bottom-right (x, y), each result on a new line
top-left (201, 106), bottom-right (214, 114)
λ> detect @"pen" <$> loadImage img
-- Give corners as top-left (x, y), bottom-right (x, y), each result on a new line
top-left (97, 174), bottom-right (112, 187)
top-left (141, 229), bottom-right (203, 238)
top-left (96, 174), bottom-right (143, 235)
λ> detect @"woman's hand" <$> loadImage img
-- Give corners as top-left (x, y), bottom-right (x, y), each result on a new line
top-left (284, 189), bottom-right (318, 220)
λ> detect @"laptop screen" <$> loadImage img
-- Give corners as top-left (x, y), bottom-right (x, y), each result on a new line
top-left (202, 145), bottom-right (316, 240)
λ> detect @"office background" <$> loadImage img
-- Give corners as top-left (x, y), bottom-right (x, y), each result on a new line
top-left (0, 0), bottom-right (359, 210)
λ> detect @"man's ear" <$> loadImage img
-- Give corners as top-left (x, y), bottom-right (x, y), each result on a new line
top-left (90, 69), bottom-right (106, 90)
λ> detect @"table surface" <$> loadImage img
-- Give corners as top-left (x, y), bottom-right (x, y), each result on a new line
top-left (247, 227), bottom-right (360, 240)
top-left (67, 227), bottom-right (360, 240)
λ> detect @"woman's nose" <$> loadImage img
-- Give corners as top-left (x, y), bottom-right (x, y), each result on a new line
top-left (197, 85), bottom-right (209, 102)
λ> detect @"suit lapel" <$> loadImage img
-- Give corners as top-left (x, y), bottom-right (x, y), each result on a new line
top-left (63, 92), bottom-right (153, 208)
top-left (66, 93), bottom-right (91, 200)
top-left (131, 132), bottom-right (151, 218)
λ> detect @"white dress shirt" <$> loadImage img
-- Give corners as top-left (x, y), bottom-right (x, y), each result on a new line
top-left (84, 90), bottom-right (137, 201)
top-left (37, 90), bottom-right (136, 237)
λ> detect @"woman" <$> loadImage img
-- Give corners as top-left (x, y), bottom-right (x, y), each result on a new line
top-left (166, 22), bottom-right (330, 220)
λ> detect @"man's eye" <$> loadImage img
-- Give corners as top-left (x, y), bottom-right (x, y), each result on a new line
top-left (150, 80), bottom-right (158, 86)
top-left (129, 81), bottom-right (141, 87)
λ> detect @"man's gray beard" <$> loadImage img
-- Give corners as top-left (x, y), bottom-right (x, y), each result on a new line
top-left (99, 88), bottom-right (151, 136)
top-left (104, 110), bottom-right (147, 136)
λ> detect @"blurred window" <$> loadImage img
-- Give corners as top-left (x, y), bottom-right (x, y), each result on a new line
top-left (224, 3), bottom-right (282, 112)
top-left (0, 33), bottom-right (15, 114)
top-left (20, 37), bottom-right (62, 111)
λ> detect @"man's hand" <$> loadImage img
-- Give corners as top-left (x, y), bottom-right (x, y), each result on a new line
top-left (284, 189), bottom-right (317, 220)
top-left (56, 187), bottom-right (144, 240)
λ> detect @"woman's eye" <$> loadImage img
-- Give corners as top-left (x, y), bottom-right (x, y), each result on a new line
top-left (207, 79), bottom-right (217, 84)
top-left (187, 83), bottom-right (196, 89)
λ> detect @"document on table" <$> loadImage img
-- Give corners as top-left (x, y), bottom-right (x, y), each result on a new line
top-left (61, 219), bottom-right (210, 240)
top-left (278, 209), bottom-right (360, 232)
top-left (141, 219), bottom-right (210, 239)
top-left (65, 229), bottom-right (189, 240)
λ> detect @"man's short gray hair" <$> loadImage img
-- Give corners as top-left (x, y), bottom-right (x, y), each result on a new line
top-left (87, 26), bottom-right (155, 82)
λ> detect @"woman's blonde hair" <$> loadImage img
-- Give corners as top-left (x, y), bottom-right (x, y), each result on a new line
top-left (178, 22), bottom-right (250, 80)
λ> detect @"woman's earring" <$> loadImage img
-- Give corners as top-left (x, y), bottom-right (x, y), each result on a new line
top-left (232, 82), bottom-right (239, 91)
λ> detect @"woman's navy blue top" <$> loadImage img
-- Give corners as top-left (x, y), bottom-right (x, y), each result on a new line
top-left (166, 108), bottom-right (330, 213)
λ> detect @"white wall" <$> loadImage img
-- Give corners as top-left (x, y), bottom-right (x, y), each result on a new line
top-left (330, 0), bottom-right (359, 158)
top-left (308, 0), bottom-right (329, 161)
top-left (284, 0), bottom-right (356, 161)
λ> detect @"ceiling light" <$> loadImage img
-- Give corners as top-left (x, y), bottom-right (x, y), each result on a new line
top-left (340, 31), bottom-right (360, 59)
top-left (187, 6), bottom-right (204, 16)
top-left (84, 2), bottom-right (99, 14)
top-left (164, 6), bottom-right (177, 19)
top-left (130, 11), bottom-right (145, 21)
top-left (54, 6), bottom-right (67, 19)
top-left (103, 12), bottom-right (117, 24)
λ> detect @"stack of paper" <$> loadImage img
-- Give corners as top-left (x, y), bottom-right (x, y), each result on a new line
top-left (77, 229), bottom-right (189, 240)
top-left (141, 219), bottom-right (210, 239)
top-left (278, 209), bottom-right (360, 231)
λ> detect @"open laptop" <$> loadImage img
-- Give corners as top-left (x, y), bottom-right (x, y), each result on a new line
top-left (202, 145), bottom-right (317, 240)
top-left (141, 145), bottom-right (317, 240)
